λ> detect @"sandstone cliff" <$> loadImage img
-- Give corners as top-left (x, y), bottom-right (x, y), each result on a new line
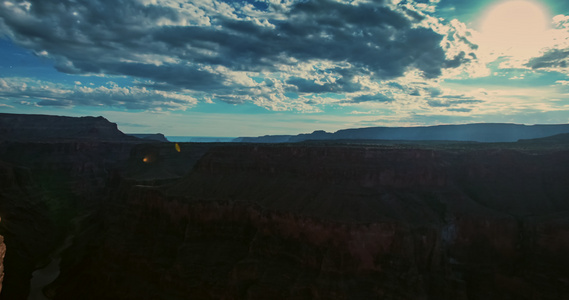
top-left (0, 234), bottom-right (5, 295)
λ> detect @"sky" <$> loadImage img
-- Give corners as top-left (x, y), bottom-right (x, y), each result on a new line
top-left (1, 0), bottom-right (569, 137)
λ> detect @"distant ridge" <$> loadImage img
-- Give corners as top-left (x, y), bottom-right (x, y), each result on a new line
top-left (0, 113), bottom-right (136, 142)
top-left (233, 123), bottom-right (569, 143)
top-left (167, 136), bottom-right (235, 143)
top-left (128, 133), bottom-right (169, 142)
top-left (518, 132), bottom-right (569, 143)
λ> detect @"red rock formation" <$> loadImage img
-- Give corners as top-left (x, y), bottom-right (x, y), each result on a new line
top-left (0, 233), bottom-right (5, 295)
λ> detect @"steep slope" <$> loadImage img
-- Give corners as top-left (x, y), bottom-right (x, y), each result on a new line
top-left (0, 114), bottom-right (148, 298)
top-left (0, 161), bottom-right (57, 299)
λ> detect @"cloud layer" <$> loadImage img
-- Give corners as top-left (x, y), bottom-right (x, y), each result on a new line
top-left (0, 0), bottom-right (475, 110)
top-left (0, 77), bottom-right (196, 110)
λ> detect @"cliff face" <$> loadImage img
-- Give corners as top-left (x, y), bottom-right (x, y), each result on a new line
top-left (0, 234), bottom-right (4, 295)
top-left (0, 113), bottom-right (136, 141)
top-left (0, 161), bottom-right (57, 299)
top-left (50, 145), bottom-right (569, 299)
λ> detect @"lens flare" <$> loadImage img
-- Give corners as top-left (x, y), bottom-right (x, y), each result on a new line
top-left (478, 0), bottom-right (550, 58)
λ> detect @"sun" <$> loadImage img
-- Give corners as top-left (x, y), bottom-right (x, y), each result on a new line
top-left (478, 0), bottom-right (550, 59)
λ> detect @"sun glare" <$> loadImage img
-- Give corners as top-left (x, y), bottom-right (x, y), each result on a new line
top-left (479, 0), bottom-right (550, 59)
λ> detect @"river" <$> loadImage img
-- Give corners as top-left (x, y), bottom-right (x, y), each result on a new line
top-left (27, 233), bottom-right (75, 300)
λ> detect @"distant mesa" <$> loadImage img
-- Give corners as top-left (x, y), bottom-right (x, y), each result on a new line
top-left (234, 123), bottom-right (569, 143)
top-left (128, 133), bottom-right (169, 142)
top-left (0, 113), bottom-right (137, 142)
top-left (233, 134), bottom-right (294, 143)
top-left (518, 132), bottom-right (569, 143)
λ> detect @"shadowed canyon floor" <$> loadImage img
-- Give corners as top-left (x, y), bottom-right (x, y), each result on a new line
top-left (1, 114), bottom-right (569, 299)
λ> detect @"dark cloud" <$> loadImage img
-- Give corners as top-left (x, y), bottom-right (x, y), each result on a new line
top-left (447, 107), bottom-right (472, 112)
top-left (442, 51), bottom-right (471, 69)
top-left (287, 76), bottom-right (362, 94)
top-left (0, 0), bottom-right (470, 106)
top-left (427, 97), bottom-right (482, 107)
top-left (349, 93), bottom-right (394, 103)
top-left (525, 49), bottom-right (569, 69)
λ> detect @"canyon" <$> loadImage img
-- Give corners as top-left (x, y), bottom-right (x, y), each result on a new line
top-left (0, 113), bottom-right (569, 299)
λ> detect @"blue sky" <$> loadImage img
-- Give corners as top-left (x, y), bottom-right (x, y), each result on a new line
top-left (1, 0), bottom-right (569, 136)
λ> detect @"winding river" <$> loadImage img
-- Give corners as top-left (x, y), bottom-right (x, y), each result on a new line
top-left (27, 233), bottom-right (75, 300)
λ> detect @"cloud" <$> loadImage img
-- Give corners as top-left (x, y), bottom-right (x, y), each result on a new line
top-left (446, 107), bottom-right (471, 112)
top-left (0, 0), bottom-right (475, 110)
top-left (349, 93), bottom-right (394, 103)
top-left (427, 97), bottom-right (482, 107)
top-left (517, 14), bottom-right (569, 72)
top-left (525, 49), bottom-right (569, 70)
top-left (0, 77), bottom-right (197, 110)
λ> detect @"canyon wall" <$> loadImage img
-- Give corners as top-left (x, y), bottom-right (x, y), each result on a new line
top-left (0, 140), bottom-right (139, 299)
top-left (49, 144), bottom-right (569, 299)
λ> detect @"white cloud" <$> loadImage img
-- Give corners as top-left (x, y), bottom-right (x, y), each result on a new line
top-left (0, 77), bottom-right (197, 110)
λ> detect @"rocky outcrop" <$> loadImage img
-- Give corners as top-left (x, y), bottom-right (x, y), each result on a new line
top-left (0, 161), bottom-right (57, 299)
top-left (0, 113), bottom-right (137, 142)
top-left (47, 144), bottom-right (569, 299)
top-left (0, 234), bottom-right (5, 295)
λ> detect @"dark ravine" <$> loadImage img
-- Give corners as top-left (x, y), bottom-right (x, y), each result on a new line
top-left (45, 144), bottom-right (569, 299)
top-left (0, 113), bottom-right (144, 299)
top-left (28, 233), bottom-right (74, 300)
